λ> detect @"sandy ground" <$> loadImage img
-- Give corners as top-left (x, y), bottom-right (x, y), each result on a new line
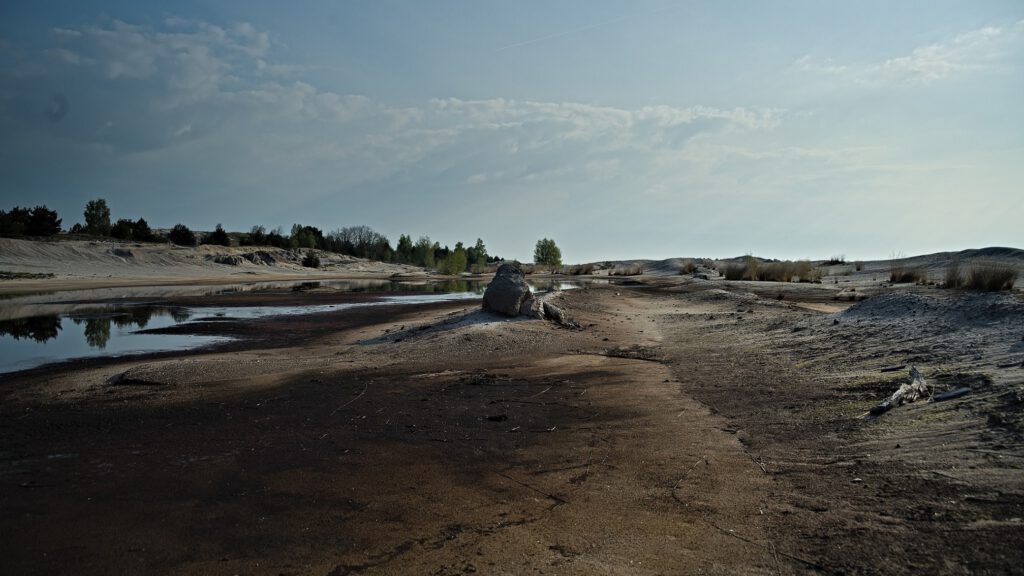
top-left (0, 238), bottom-right (429, 297)
top-left (1, 256), bottom-right (1023, 574)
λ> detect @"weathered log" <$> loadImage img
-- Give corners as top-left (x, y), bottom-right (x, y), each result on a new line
top-left (868, 366), bottom-right (930, 417)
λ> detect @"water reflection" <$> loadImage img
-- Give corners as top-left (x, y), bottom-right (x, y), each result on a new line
top-left (0, 314), bottom-right (62, 342)
top-left (0, 305), bottom-right (191, 348)
top-left (80, 317), bottom-right (111, 349)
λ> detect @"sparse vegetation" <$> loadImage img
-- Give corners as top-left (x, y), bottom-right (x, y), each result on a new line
top-left (301, 249), bottom-right (321, 268)
top-left (0, 270), bottom-right (55, 280)
top-left (888, 252), bottom-right (927, 283)
top-left (567, 263), bottom-right (596, 275)
top-left (889, 255), bottom-right (927, 284)
top-left (722, 257), bottom-right (820, 282)
top-left (890, 267), bottom-right (927, 283)
top-left (965, 262), bottom-right (1017, 291)
top-left (944, 261), bottom-right (964, 288)
top-left (610, 265), bottom-right (644, 276)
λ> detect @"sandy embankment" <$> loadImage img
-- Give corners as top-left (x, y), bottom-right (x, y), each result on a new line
top-left (0, 237), bottom-right (427, 295)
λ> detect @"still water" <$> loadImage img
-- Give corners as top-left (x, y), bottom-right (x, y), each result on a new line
top-left (0, 278), bottom-right (590, 374)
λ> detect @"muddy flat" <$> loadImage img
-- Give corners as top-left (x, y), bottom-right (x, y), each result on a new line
top-left (1, 279), bottom-right (1023, 575)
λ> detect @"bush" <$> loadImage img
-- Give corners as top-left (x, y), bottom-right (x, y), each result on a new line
top-left (722, 262), bottom-right (745, 280)
top-left (167, 224), bottom-right (197, 246)
top-left (854, 260), bottom-right (864, 271)
top-left (944, 262), bottom-right (964, 288)
top-left (203, 223), bottom-right (231, 247)
top-left (722, 258), bottom-right (820, 282)
top-left (302, 250), bottom-right (321, 268)
top-left (110, 218), bottom-right (134, 240)
top-left (888, 252), bottom-right (927, 283)
top-left (678, 260), bottom-right (697, 274)
top-left (569, 263), bottom-right (596, 275)
top-left (824, 255), bottom-right (846, 266)
top-left (890, 267), bottom-right (927, 283)
top-left (610, 265), bottom-right (644, 276)
top-left (965, 262), bottom-right (1017, 291)
top-left (132, 218), bottom-right (155, 242)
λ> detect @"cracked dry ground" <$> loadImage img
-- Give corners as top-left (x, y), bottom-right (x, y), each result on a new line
top-left (2, 284), bottom-right (1022, 575)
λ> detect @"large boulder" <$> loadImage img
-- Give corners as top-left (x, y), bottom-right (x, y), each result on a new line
top-left (483, 264), bottom-right (533, 316)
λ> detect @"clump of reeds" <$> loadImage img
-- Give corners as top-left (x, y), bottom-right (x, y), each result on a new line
top-left (721, 257), bottom-right (820, 283)
top-left (965, 261), bottom-right (1017, 291)
top-left (890, 266), bottom-right (927, 283)
top-left (610, 265), bottom-right (644, 276)
top-left (944, 261), bottom-right (964, 288)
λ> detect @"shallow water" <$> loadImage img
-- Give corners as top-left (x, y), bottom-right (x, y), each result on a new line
top-left (0, 278), bottom-right (601, 374)
top-left (0, 306), bottom-right (230, 374)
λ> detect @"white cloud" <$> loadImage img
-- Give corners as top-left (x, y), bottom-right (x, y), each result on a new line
top-left (795, 23), bottom-right (1021, 86)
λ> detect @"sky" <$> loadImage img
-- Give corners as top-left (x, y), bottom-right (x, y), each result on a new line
top-left (1, 1), bottom-right (1022, 263)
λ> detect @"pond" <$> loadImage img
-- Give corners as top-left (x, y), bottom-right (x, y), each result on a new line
top-left (0, 278), bottom-right (598, 374)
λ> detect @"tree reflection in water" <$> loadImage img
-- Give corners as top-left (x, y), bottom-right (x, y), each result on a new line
top-left (1, 306), bottom-right (192, 349)
top-left (0, 315), bottom-right (62, 342)
top-left (82, 318), bottom-right (111, 349)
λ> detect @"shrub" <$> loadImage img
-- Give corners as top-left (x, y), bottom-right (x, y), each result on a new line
top-left (854, 260), bottom-right (864, 271)
top-left (722, 262), bottom-right (745, 280)
top-left (678, 260), bottom-right (697, 274)
top-left (610, 265), bottom-right (644, 276)
top-left (569, 264), bottom-right (595, 275)
top-left (890, 267), bottom-right (927, 284)
top-left (203, 223), bottom-right (231, 247)
top-left (167, 223), bottom-right (197, 246)
top-left (132, 218), bottom-right (155, 242)
top-left (722, 259), bottom-right (820, 282)
top-left (944, 262), bottom-right (964, 288)
top-left (110, 218), bottom-right (135, 240)
top-left (302, 249), bottom-right (321, 268)
top-left (824, 254), bottom-right (846, 266)
top-left (965, 262), bottom-right (1017, 291)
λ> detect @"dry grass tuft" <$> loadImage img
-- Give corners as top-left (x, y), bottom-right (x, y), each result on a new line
top-left (678, 260), bottom-right (698, 274)
top-left (965, 262), bottom-right (1017, 291)
top-left (610, 265), bottom-right (644, 276)
top-left (722, 258), bottom-right (820, 283)
top-left (944, 262), bottom-right (964, 288)
top-left (567, 264), bottom-right (596, 276)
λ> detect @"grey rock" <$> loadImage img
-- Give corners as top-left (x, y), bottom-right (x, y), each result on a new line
top-left (209, 254), bottom-right (244, 266)
top-left (242, 251), bottom-right (277, 265)
top-left (483, 263), bottom-right (532, 316)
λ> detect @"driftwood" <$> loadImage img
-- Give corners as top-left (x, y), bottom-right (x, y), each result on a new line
top-left (868, 366), bottom-right (930, 417)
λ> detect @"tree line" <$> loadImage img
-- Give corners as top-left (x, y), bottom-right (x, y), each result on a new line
top-left (0, 198), bottom-right (520, 273)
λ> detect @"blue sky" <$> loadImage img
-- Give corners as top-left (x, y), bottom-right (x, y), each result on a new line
top-left (1, 1), bottom-right (1021, 262)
